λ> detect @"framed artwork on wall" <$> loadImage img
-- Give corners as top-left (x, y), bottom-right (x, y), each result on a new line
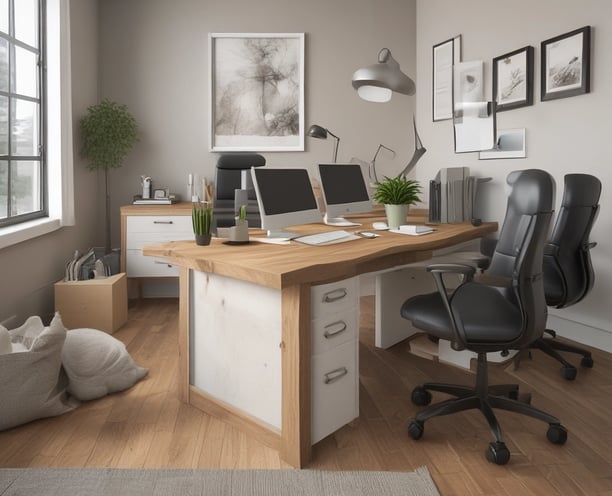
top-left (492, 46), bottom-right (534, 112)
top-left (209, 33), bottom-right (305, 152)
top-left (432, 35), bottom-right (461, 122)
top-left (541, 26), bottom-right (591, 101)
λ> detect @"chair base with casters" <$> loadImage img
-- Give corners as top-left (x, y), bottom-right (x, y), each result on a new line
top-left (534, 330), bottom-right (593, 380)
top-left (407, 352), bottom-right (568, 465)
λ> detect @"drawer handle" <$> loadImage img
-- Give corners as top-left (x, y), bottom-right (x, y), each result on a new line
top-left (153, 260), bottom-right (174, 268)
top-left (323, 321), bottom-right (347, 339)
top-left (153, 220), bottom-right (174, 224)
top-left (324, 367), bottom-right (348, 385)
top-left (322, 288), bottom-right (347, 303)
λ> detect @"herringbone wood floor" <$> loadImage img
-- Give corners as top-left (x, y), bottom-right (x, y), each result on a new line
top-left (1, 297), bottom-right (611, 495)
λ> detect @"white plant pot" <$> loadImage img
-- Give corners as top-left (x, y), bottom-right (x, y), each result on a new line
top-left (384, 204), bottom-right (409, 229)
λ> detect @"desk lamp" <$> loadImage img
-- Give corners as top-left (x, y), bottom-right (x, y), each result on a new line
top-left (352, 48), bottom-right (425, 178)
top-left (308, 124), bottom-right (340, 162)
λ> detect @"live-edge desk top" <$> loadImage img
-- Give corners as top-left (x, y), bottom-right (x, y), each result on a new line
top-left (142, 209), bottom-right (498, 289)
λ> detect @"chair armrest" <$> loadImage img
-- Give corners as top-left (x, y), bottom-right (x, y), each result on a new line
top-left (585, 241), bottom-right (597, 250)
top-left (544, 243), bottom-right (560, 256)
top-left (426, 263), bottom-right (476, 279)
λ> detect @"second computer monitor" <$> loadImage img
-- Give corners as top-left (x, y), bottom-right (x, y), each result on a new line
top-left (318, 163), bottom-right (372, 226)
top-left (251, 167), bottom-right (322, 239)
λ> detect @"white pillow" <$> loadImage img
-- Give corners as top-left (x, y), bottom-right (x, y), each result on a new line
top-left (0, 313), bottom-right (79, 431)
top-left (62, 328), bottom-right (148, 401)
top-left (0, 325), bottom-right (11, 354)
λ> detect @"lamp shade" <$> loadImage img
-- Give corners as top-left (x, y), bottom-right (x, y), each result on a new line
top-left (352, 48), bottom-right (415, 102)
top-left (307, 124), bottom-right (340, 162)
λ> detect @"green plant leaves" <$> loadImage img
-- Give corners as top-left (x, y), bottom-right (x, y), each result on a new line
top-left (80, 99), bottom-right (139, 170)
top-left (373, 176), bottom-right (422, 205)
top-left (192, 203), bottom-right (213, 235)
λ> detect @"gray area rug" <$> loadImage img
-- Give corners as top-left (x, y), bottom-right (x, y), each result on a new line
top-left (0, 467), bottom-right (440, 496)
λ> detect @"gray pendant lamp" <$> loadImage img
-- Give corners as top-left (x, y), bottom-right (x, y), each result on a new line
top-left (351, 48), bottom-right (416, 102)
top-left (352, 48), bottom-right (425, 179)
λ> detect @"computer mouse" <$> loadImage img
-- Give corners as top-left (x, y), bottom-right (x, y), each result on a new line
top-left (372, 222), bottom-right (389, 230)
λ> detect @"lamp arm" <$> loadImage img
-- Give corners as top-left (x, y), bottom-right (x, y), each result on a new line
top-left (397, 116), bottom-right (427, 178)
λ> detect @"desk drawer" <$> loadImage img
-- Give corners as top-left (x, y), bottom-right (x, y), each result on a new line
top-left (127, 215), bottom-right (192, 234)
top-left (311, 308), bottom-right (358, 356)
top-left (311, 277), bottom-right (359, 319)
top-left (311, 339), bottom-right (359, 444)
top-left (126, 231), bottom-right (193, 249)
top-left (126, 250), bottom-right (180, 277)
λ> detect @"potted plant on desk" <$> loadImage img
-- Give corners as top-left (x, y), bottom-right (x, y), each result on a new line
top-left (192, 200), bottom-right (213, 246)
top-left (373, 176), bottom-right (422, 229)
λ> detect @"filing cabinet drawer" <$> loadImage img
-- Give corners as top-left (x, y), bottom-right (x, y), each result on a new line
top-left (127, 215), bottom-right (192, 234)
top-left (311, 308), bottom-right (359, 356)
top-left (311, 339), bottom-right (359, 444)
top-left (126, 250), bottom-right (180, 277)
top-left (310, 277), bottom-right (359, 319)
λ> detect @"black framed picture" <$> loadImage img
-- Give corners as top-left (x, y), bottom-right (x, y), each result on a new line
top-left (541, 26), bottom-right (591, 101)
top-left (492, 46), bottom-right (534, 112)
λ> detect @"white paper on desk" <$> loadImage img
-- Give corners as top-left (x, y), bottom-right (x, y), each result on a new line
top-left (390, 226), bottom-right (435, 236)
top-left (250, 237), bottom-right (291, 245)
top-left (294, 234), bottom-right (361, 246)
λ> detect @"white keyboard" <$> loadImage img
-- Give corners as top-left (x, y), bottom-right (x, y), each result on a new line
top-left (294, 230), bottom-right (358, 246)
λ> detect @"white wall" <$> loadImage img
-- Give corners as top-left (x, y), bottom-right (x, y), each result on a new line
top-left (415, 0), bottom-right (612, 346)
top-left (98, 0), bottom-right (418, 249)
top-left (0, 0), bottom-right (102, 326)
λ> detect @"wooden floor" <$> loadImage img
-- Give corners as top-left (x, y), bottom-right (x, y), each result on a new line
top-left (2, 297), bottom-right (612, 495)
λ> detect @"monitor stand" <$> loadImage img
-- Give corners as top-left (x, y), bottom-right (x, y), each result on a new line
top-left (323, 213), bottom-right (361, 227)
top-left (266, 229), bottom-right (300, 240)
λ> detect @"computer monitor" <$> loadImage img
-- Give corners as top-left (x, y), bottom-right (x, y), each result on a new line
top-left (317, 163), bottom-right (372, 226)
top-left (251, 167), bottom-right (323, 239)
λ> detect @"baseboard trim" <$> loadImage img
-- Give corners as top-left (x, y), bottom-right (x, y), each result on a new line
top-left (547, 314), bottom-right (612, 354)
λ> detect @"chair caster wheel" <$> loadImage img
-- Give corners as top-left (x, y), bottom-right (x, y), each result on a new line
top-left (562, 365), bottom-right (577, 381)
top-left (486, 442), bottom-right (510, 465)
top-left (547, 424), bottom-right (568, 445)
top-left (581, 356), bottom-right (594, 368)
top-left (411, 387), bottom-right (432, 406)
top-left (408, 420), bottom-right (424, 440)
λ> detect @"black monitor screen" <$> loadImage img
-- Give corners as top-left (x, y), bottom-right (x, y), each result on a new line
top-left (253, 168), bottom-right (318, 215)
top-left (319, 163), bottom-right (369, 205)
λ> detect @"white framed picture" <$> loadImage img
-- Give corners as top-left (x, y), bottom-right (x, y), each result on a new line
top-left (209, 33), bottom-right (305, 152)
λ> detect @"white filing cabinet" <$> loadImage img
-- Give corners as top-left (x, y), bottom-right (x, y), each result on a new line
top-left (121, 204), bottom-right (193, 280)
top-left (310, 277), bottom-right (360, 444)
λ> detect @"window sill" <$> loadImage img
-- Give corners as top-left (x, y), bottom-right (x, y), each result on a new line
top-left (0, 217), bottom-right (62, 250)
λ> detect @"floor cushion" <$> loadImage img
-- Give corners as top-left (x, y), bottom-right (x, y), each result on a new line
top-left (0, 313), bottom-right (79, 431)
top-left (61, 328), bottom-right (148, 401)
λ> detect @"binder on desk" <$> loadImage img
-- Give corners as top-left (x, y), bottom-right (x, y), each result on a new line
top-left (429, 167), bottom-right (491, 223)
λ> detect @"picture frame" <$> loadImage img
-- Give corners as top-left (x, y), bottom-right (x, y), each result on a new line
top-left (492, 46), bottom-right (534, 112)
top-left (479, 128), bottom-right (526, 160)
top-left (209, 33), bottom-right (305, 152)
top-left (541, 26), bottom-right (591, 101)
top-left (432, 35), bottom-right (461, 121)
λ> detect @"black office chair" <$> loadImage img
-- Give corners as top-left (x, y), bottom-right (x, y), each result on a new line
top-left (400, 169), bottom-right (567, 465)
top-left (213, 153), bottom-right (265, 232)
top-left (534, 173), bottom-right (602, 380)
top-left (475, 174), bottom-right (601, 380)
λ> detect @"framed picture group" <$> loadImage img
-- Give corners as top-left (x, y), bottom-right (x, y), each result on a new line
top-left (432, 25), bottom-right (591, 122)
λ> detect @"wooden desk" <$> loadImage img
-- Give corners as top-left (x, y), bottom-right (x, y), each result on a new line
top-left (143, 210), bottom-right (497, 467)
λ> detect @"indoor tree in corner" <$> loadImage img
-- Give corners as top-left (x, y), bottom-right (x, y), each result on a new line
top-left (81, 99), bottom-right (139, 254)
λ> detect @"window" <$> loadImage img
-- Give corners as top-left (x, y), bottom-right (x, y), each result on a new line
top-left (0, 0), bottom-right (46, 228)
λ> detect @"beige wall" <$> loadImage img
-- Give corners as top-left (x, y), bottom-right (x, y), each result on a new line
top-left (415, 0), bottom-right (612, 344)
top-left (98, 0), bottom-right (418, 249)
top-left (0, 0), bottom-right (102, 326)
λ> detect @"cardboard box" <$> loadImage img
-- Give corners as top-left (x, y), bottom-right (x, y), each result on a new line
top-left (54, 273), bottom-right (128, 334)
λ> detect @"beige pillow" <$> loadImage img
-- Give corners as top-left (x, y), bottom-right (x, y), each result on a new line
top-left (62, 328), bottom-right (148, 401)
top-left (0, 313), bottom-right (79, 431)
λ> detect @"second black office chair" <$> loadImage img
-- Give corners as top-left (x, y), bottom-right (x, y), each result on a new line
top-left (401, 169), bottom-right (567, 465)
top-left (535, 173), bottom-right (601, 380)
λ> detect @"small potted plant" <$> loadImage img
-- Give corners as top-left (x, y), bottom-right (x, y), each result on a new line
top-left (373, 176), bottom-right (422, 229)
top-left (192, 200), bottom-right (213, 246)
top-left (229, 205), bottom-right (249, 243)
